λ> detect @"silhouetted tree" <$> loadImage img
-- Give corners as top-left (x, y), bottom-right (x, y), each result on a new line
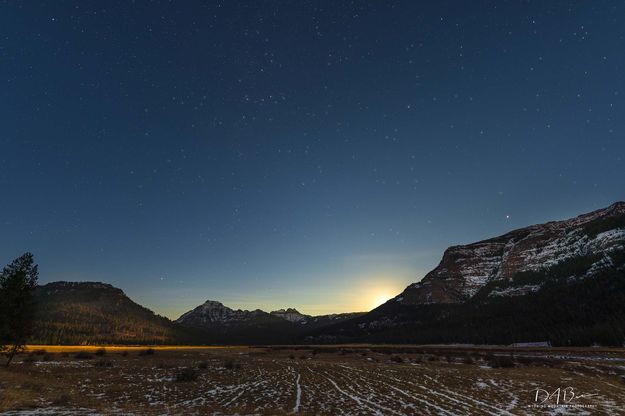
top-left (0, 252), bottom-right (39, 366)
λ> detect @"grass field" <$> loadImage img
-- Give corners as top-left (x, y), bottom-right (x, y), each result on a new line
top-left (22, 345), bottom-right (230, 353)
top-left (1, 345), bottom-right (624, 415)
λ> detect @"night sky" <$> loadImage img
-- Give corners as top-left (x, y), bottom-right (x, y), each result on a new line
top-left (2, 1), bottom-right (624, 318)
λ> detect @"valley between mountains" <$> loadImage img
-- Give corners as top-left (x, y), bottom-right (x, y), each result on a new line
top-left (31, 202), bottom-right (625, 346)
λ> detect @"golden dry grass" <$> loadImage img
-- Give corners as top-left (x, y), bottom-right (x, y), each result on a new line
top-left (23, 345), bottom-right (232, 353)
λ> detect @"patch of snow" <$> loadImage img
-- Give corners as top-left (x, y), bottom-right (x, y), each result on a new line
top-left (489, 284), bottom-right (542, 297)
top-left (292, 373), bottom-right (302, 413)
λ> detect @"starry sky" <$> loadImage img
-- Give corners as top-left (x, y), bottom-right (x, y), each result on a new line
top-left (2, 1), bottom-right (624, 318)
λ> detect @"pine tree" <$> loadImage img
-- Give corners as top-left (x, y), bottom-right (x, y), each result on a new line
top-left (0, 252), bottom-right (39, 366)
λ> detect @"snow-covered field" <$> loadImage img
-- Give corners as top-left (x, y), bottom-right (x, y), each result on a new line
top-left (1, 346), bottom-right (624, 415)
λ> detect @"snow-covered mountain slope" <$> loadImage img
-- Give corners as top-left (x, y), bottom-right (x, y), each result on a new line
top-left (268, 308), bottom-right (366, 327)
top-left (175, 300), bottom-right (271, 326)
top-left (270, 308), bottom-right (308, 323)
top-left (396, 201), bottom-right (625, 305)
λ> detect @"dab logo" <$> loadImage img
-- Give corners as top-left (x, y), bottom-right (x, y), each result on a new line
top-left (529, 387), bottom-right (596, 409)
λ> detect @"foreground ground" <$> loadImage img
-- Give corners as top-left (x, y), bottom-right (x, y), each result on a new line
top-left (1, 345), bottom-right (624, 415)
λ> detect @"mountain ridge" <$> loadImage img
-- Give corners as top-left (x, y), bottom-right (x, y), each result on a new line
top-left (309, 202), bottom-right (625, 346)
top-left (30, 283), bottom-right (366, 345)
top-left (27, 201), bottom-right (625, 346)
top-left (394, 201), bottom-right (625, 305)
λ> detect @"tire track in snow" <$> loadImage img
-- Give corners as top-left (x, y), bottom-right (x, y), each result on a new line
top-left (418, 373), bottom-right (516, 415)
top-left (323, 370), bottom-right (408, 416)
top-left (292, 372), bottom-right (301, 413)
top-left (333, 365), bottom-right (456, 416)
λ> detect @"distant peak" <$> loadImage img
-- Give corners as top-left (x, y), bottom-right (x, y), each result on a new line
top-left (589, 201), bottom-right (625, 215)
top-left (202, 300), bottom-right (224, 306)
top-left (271, 307), bottom-right (302, 314)
top-left (270, 307), bottom-right (309, 322)
top-left (197, 300), bottom-right (231, 311)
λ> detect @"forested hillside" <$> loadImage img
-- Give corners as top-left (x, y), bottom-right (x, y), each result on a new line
top-left (31, 282), bottom-right (198, 345)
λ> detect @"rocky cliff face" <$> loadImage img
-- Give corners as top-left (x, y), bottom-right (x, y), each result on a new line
top-left (308, 202), bottom-right (625, 346)
top-left (396, 202), bottom-right (625, 305)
